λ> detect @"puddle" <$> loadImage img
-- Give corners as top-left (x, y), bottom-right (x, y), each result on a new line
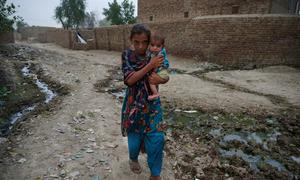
top-left (265, 159), bottom-right (287, 172)
top-left (219, 149), bottom-right (261, 172)
top-left (164, 107), bottom-right (299, 178)
top-left (21, 66), bottom-right (57, 103)
top-left (291, 156), bottom-right (300, 164)
top-left (219, 149), bottom-right (289, 173)
top-left (247, 132), bottom-right (263, 144)
top-left (1, 65), bottom-right (57, 136)
top-left (9, 105), bottom-right (36, 125)
top-left (209, 128), bottom-right (222, 138)
top-left (222, 134), bottom-right (248, 145)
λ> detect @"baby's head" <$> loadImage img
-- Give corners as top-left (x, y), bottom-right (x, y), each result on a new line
top-left (149, 32), bottom-right (165, 54)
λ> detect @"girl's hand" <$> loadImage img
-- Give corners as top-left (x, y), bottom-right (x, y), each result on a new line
top-left (149, 72), bottom-right (168, 85)
top-left (149, 56), bottom-right (163, 69)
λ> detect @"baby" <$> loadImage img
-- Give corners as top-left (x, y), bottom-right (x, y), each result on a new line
top-left (147, 32), bottom-right (169, 100)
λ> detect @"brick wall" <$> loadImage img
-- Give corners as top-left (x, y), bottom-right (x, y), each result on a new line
top-left (0, 32), bottom-right (14, 44)
top-left (19, 26), bottom-right (56, 41)
top-left (18, 14), bottom-right (300, 68)
top-left (94, 25), bottom-right (132, 51)
top-left (46, 29), bottom-right (72, 49)
top-left (95, 27), bottom-right (110, 50)
top-left (147, 14), bottom-right (300, 67)
top-left (100, 14), bottom-right (300, 68)
top-left (138, 0), bottom-right (291, 23)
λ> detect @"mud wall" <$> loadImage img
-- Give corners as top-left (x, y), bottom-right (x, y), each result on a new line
top-left (138, 0), bottom-right (273, 23)
top-left (148, 14), bottom-right (300, 67)
top-left (19, 14), bottom-right (300, 67)
top-left (96, 14), bottom-right (300, 67)
top-left (0, 32), bottom-right (14, 44)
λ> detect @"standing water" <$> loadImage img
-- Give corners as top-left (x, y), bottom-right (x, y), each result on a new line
top-left (1, 65), bottom-right (57, 136)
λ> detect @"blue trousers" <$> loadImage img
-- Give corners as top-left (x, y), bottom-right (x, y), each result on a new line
top-left (128, 131), bottom-right (165, 176)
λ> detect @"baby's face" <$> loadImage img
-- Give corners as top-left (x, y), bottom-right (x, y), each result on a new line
top-left (149, 39), bottom-right (163, 53)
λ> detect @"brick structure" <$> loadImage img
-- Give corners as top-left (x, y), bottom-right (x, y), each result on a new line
top-left (0, 32), bottom-right (14, 44)
top-left (138, 0), bottom-right (293, 23)
top-left (19, 14), bottom-right (300, 68)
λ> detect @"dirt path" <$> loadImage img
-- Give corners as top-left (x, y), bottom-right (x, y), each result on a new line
top-left (0, 43), bottom-right (175, 180)
top-left (1, 42), bottom-right (299, 179)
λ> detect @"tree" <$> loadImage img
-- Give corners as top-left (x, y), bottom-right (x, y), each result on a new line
top-left (16, 19), bottom-right (29, 32)
top-left (54, 0), bottom-right (86, 29)
top-left (0, 0), bottom-right (21, 33)
top-left (103, 0), bottom-right (136, 25)
top-left (55, 6), bottom-right (66, 29)
top-left (121, 0), bottom-right (136, 24)
top-left (98, 18), bottom-right (111, 27)
top-left (81, 11), bottom-right (97, 29)
top-left (103, 0), bottom-right (123, 25)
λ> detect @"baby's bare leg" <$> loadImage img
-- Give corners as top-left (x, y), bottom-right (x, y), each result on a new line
top-left (148, 83), bottom-right (160, 100)
top-left (150, 83), bottom-right (158, 95)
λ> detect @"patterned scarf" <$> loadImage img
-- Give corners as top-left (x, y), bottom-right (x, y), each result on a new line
top-left (121, 49), bottom-right (151, 136)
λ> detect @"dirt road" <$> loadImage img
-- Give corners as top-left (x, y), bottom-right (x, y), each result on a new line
top-left (1, 42), bottom-right (299, 180)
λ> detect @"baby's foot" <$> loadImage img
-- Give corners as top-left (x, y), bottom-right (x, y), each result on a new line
top-left (148, 94), bottom-right (160, 101)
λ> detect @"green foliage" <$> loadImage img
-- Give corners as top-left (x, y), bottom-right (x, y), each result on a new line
top-left (121, 0), bottom-right (136, 24)
top-left (98, 18), bottom-right (111, 27)
top-left (103, 0), bottom-right (136, 25)
top-left (0, 86), bottom-right (10, 98)
top-left (54, 0), bottom-right (86, 29)
top-left (16, 19), bottom-right (29, 32)
top-left (103, 0), bottom-right (123, 25)
top-left (0, 0), bottom-right (21, 33)
top-left (81, 11), bottom-right (96, 28)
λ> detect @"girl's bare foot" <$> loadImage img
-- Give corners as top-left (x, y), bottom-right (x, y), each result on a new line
top-left (129, 160), bottom-right (142, 174)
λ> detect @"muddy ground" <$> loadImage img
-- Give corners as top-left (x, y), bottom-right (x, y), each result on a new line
top-left (0, 42), bottom-right (299, 180)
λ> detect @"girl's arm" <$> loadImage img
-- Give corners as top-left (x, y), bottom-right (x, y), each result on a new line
top-left (149, 72), bottom-right (169, 85)
top-left (125, 56), bottom-right (164, 86)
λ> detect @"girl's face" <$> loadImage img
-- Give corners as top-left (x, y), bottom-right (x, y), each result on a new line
top-left (149, 39), bottom-right (163, 53)
top-left (131, 33), bottom-right (149, 55)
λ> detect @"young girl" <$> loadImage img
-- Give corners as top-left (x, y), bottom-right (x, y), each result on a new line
top-left (147, 33), bottom-right (170, 100)
top-left (121, 24), bottom-right (168, 180)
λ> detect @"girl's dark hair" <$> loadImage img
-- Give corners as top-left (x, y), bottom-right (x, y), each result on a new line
top-left (130, 24), bottom-right (151, 41)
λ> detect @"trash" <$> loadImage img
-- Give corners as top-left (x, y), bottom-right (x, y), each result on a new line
top-left (92, 175), bottom-right (100, 180)
top-left (58, 158), bottom-right (65, 168)
top-left (86, 149), bottom-right (94, 153)
top-left (59, 169), bottom-right (66, 177)
top-left (104, 143), bottom-right (118, 149)
top-left (69, 171), bottom-right (80, 177)
top-left (183, 110), bottom-right (197, 113)
top-left (18, 158), bottom-right (27, 164)
top-left (49, 174), bottom-right (59, 178)
top-left (55, 128), bottom-right (65, 134)
top-left (88, 137), bottom-right (96, 142)
top-left (88, 128), bottom-right (95, 134)
top-left (71, 152), bottom-right (84, 160)
top-left (76, 111), bottom-right (85, 119)
top-left (0, 137), bottom-right (7, 144)
top-left (213, 116), bottom-right (219, 120)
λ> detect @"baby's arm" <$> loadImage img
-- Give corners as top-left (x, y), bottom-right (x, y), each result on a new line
top-left (161, 48), bottom-right (170, 69)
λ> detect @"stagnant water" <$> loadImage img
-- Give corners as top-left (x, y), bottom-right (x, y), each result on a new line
top-left (0, 65), bottom-right (57, 136)
top-left (109, 88), bottom-right (299, 178)
top-left (164, 109), bottom-right (299, 179)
